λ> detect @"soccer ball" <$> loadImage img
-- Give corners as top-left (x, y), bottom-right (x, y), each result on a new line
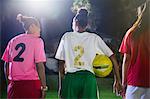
top-left (92, 54), bottom-right (113, 77)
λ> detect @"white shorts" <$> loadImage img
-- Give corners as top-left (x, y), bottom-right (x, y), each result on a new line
top-left (126, 85), bottom-right (150, 99)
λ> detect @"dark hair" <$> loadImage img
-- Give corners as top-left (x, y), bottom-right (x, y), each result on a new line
top-left (74, 9), bottom-right (88, 28)
top-left (17, 14), bottom-right (39, 31)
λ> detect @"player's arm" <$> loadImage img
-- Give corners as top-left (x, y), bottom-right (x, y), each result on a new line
top-left (95, 35), bottom-right (122, 93)
top-left (109, 54), bottom-right (122, 95)
top-left (122, 53), bottom-right (130, 91)
top-left (4, 62), bottom-right (9, 83)
top-left (36, 62), bottom-right (47, 98)
top-left (58, 60), bottom-right (65, 79)
top-left (36, 62), bottom-right (46, 87)
top-left (58, 60), bottom-right (65, 98)
top-left (110, 54), bottom-right (121, 83)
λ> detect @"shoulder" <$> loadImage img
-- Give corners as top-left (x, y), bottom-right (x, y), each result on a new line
top-left (119, 29), bottom-right (133, 52)
top-left (63, 32), bottom-right (73, 36)
top-left (34, 37), bottom-right (44, 44)
top-left (86, 32), bottom-right (100, 37)
top-left (9, 34), bottom-right (25, 44)
top-left (122, 29), bottom-right (133, 44)
top-left (11, 34), bottom-right (25, 40)
top-left (92, 33), bottom-right (100, 37)
top-left (61, 32), bottom-right (73, 39)
top-left (89, 33), bottom-right (103, 40)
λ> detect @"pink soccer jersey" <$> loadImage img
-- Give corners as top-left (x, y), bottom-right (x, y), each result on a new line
top-left (2, 34), bottom-right (46, 80)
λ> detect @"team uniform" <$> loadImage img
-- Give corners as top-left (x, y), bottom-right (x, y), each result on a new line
top-left (55, 31), bottom-right (113, 99)
top-left (2, 33), bottom-right (46, 98)
top-left (119, 30), bottom-right (150, 99)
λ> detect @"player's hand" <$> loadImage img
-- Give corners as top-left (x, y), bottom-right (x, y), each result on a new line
top-left (41, 86), bottom-right (48, 99)
top-left (41, 90), bottom-right (46, 99)
top-left (113, 80), bottom-right (123, 96)
top-left (120, 84), bottom-right (127, 99)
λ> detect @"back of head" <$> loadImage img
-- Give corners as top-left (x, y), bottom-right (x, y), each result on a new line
top-left (16, 14), bottom-right (40, 31)
top-left (74, 8), bottom-right (88, 28)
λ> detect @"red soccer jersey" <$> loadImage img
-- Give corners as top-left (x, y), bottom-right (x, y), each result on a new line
top-left (2, 33), bottom-right (46, 80)
top-left (119, 30), bottom-right (150, 87)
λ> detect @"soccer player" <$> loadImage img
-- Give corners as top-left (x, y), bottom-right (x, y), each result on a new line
top-left (1, 14), bottom-right (47, 98)
top-left (55, 9), bottom-right (122, 99)
top-left (119, 2), bottom-right (150, 99)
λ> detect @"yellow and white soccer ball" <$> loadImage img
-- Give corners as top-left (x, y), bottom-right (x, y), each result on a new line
top-left (92, 54), bottom-right (113, 77)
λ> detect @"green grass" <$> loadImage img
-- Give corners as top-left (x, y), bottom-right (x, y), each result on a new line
top-left (97, 78), bottom-right (121, 99)
top-left (1, 76), bottom-right (121, 99)
top-left (46, 91), bottom-right (58, 99)
top-left (45, 76), bottom-right (121, 99)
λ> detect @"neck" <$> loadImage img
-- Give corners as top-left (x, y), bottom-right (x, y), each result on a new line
top-left (77, 27), bottom-right (86, 33)
top-left (27, 30), bottom-right (39, 34)
top-left (28, 30), bottom-right (35, 34)
top-left (26, 31), bottom-right (40, 37)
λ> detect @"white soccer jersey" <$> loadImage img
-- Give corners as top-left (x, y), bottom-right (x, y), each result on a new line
top-left (55, 31), bottom-right (113, 73)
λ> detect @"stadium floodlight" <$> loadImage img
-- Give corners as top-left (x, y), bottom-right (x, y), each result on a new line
top-left (13, 0), bottom-right (65, 19)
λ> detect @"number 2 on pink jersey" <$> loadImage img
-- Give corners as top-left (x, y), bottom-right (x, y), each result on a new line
top-left (13, 43), bottom-right (26, 62)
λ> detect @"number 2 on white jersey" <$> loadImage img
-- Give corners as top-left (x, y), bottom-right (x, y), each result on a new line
top-left (74, 45), bottom-right (84, 66)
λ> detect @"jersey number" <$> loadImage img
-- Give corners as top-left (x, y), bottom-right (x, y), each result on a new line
top-left (74, 45), bottom-right (84, 66)
top-left (13, 43), bottom-right (26, 62)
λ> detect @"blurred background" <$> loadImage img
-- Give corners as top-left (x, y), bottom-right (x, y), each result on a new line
top-left (0, 0), bottom-right (147, 98)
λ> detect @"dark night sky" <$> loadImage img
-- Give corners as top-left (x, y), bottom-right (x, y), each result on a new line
top-left (1, 0), bottom-right (146, 56)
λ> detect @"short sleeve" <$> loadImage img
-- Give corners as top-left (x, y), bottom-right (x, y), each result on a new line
top-left (119, 31), bottom-right (131, 54)
top-left (34, 38), bottom-right (46, 63)
top-left (95, 36), bottom-right (113, 57)
top-left (55, 35), bottom-right (65, 60)
top-left (1, 42), bottom-right (11, 62)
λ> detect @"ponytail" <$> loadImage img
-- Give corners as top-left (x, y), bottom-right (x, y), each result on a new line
top-left (16, 14), bottom-right (39, 31)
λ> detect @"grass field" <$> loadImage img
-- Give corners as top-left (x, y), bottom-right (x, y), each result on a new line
top-left (45, 75), bottom-right (121, 99)
top-left (1, 75), bottom-right (122, 99)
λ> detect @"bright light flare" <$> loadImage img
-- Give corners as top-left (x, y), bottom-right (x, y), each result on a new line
top-left (15, 0), bottom-right (65, 19)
